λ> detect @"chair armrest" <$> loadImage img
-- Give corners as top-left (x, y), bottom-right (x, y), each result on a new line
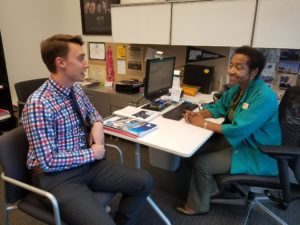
top-left (17, 101), bottom-right (26, 106)
top-left (104, 143), bottom-right (124, 164)
top-left (1, 172), bottom-right (62, 225)
top-left (259, 145), bottom-right (300, 157)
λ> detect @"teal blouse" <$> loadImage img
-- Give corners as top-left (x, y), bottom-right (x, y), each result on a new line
top-left (204, 79), bottom-right (281, 176)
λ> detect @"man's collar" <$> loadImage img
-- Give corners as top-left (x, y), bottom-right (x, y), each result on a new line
top-left (49, 76), bottom-right (72, 96)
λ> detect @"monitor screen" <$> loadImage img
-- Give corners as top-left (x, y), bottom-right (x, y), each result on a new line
top-left (144, 56), bottom-right (176, 101)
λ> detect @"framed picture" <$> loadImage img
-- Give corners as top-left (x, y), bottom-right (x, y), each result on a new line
top-left (88, 42), bottom-right (105, 60)
top-left (80, 0), bottom-right (120, 35)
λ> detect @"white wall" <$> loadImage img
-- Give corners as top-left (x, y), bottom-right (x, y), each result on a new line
top-left (0, 0), bottom-right (113, 104)
top-left (121, 0), bottom-right (163, 3)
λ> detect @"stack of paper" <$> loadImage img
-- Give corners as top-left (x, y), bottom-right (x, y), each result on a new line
top-left (103, 116), bottom-right (158, 138)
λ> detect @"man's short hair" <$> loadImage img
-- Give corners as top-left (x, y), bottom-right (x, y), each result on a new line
top-left (40, 34), bottom-right (84, 73)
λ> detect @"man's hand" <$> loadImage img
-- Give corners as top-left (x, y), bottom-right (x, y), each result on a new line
top-left (91, 144), bottom-right (105, 160)
top-left (89, 122), bottom-right (104, 145)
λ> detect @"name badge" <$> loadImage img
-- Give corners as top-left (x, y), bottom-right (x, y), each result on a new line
top-left (242, 103), bottom-right (249, 109)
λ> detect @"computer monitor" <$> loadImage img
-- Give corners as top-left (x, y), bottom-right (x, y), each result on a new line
top-left (143, 56), bottom-right (176, 111)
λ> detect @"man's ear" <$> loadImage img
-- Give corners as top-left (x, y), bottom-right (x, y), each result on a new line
top-left (55, 57), bottom-right (66, 70)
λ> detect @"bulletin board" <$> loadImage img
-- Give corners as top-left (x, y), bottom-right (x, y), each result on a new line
top-left (87, 42), bottom-right (146, 84)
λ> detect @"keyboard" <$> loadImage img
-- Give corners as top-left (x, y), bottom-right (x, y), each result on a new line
top-left (162, 102), bottom-right (198, 121)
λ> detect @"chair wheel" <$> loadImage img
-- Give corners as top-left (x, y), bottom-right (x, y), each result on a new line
top-left (248, 192), bottom-right (255, 200)
top-left (278, 202), bottom-right (288, 210)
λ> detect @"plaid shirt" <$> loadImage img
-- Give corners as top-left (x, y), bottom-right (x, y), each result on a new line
top-left (22, 77), bottom-right (102, 172)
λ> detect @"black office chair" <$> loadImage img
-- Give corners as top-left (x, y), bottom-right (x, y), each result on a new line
top-left (211, 86), bottom-right (300, 225)
top-left (0, 126), bottom-right (124, 225)
top-left (14, 78), bottom-right (48, 118)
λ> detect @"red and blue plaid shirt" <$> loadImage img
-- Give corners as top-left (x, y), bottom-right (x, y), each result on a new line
top-left (22, 77), bottom-right (102, 172)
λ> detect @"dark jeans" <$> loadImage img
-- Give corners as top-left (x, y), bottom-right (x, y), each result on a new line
top-left (32, 160), bottom-right (153, 225)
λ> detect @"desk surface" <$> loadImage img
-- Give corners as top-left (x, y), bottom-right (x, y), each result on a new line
top-left (104, 92), bottom-right (223, 157)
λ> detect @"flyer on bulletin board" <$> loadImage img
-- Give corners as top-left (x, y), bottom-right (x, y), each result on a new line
top-left (116, 45), bottom-right (126, 59)
top-left (88, 63), bottom-right (106, 84)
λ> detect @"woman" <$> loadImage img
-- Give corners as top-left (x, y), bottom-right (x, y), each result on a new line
top-left (178, 46), bottom-right (281, 215)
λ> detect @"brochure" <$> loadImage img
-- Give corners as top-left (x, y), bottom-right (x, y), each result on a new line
top-left (113, 106), bottom-right (160, 122)
top-left (103, 116), bottom-right (158, 138)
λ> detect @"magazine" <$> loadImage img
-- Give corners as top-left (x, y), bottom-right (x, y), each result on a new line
top-left (112, 106), bottom-right (160, 122)
top-left (0, 108), bottom-right (11, 121)
top-left (103, 116), bottom-right (158, 138)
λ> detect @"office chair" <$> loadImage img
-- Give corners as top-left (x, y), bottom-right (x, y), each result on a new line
top-left (14, 78), bottom-right (48, 118)
top-left (0, 126), bottom-right (124, 225)
top-left (211, 86), bottom-right (300, 225)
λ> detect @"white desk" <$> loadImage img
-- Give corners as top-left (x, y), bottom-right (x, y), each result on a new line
top-left (104, 93), bottom-right (222, 225)
top-left (105, 92), bottom-right (222, 157)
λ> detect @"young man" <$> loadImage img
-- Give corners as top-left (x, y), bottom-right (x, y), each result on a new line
top-left (22, 34), bottom-right (153, 225)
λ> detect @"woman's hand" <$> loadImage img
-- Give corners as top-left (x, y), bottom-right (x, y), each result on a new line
top-left (184, 110), bottom-right (205, 127)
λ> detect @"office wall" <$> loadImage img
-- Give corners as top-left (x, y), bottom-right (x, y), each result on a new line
top-left (121, 0), bottom-right (162, 3)
top-left (0, 0), bottom-right (229, 104)
top-left (0, 0), bottom-right (112, 104)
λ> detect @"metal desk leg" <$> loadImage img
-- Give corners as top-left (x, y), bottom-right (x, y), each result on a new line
top-left (134, 142), bottom-right (141, 169)
top-left (134, 143), bottom-right (172, 225)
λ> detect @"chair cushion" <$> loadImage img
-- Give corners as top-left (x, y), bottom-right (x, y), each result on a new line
top-left (18, 193), bottom-right (68, 225)
top-left (18, 192), bottom-right (116, 225)
top-left (216, 174), bottom-right (281, 189)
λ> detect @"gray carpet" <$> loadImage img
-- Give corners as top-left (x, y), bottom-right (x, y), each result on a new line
top-left (1, 137), bottom-right (299, 225)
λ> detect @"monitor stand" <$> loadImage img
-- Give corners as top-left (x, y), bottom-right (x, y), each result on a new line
top-left (142, 100), bottom-right (172, 112)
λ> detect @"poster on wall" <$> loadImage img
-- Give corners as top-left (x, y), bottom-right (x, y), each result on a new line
top-left (259, 48), bottom-right (281, 87)
top-left (260, 62), bottom-right (277, 86)
top-left (277, 61), bottom-right (300, 74)
top-left (277, 49), bottom-right (300, 89)
top-left (80, 0), bottom-right (120, 35)
top-left (278, 73), bottom-right (299, 89)
top-left (127, 45), bottom-right (143, 71)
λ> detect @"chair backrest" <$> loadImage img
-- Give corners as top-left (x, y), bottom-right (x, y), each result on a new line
top-left (278, 86), bottom-right (300, 182)
top-left (15, 78), bottom-right (47, 103)
top-left (279, 86), bottom-right (300, 146)
top-left (0, 126), bottom-right (30, 203)
top-left (15, 78), bottom-right (47, 118)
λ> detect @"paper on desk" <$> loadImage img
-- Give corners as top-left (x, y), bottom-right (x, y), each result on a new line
top-left (172, 75), bottom-right (181, 89)
top-left (113, 106), bottom-right (160, 122)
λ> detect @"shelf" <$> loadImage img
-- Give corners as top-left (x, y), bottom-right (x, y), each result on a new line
top-left (0, 31), bottom-right (16, 132)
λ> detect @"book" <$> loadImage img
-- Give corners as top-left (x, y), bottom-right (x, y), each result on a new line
top-left (113, 106), bottom-right (160, 122)
top-left (103, 116), bottom-right (158, 138)
top-left (0, 108), bottom-right (11, 120)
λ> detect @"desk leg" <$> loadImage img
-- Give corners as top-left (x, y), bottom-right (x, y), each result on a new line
top-left (134, 143), bottom-right (141, 169)
top-left (134, 143), bottom-right (172, 225)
